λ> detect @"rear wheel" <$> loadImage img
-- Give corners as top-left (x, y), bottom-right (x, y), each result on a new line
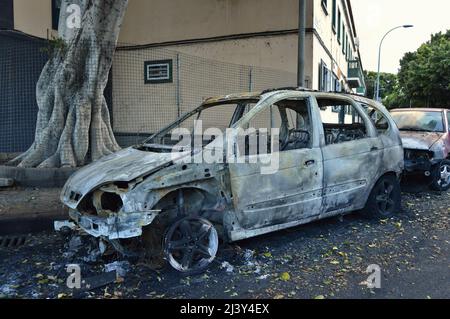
top-left (164, 217), bottom-right (219, 275)
top-left (430, 160), bottom-right (450, 191)
top-left (363, 175), bottom-right (401, 218)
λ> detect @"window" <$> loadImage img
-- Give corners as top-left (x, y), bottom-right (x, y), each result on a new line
top-left (144, 60), bottom-right (173, 84)
top-left (246, 100), bottom-right (312, 153)
top-left (319, 61), bottom-right (331, 92)
top-left (346, 40), bottom-right (350, 61)
top-left (317, 99), bottom-right (368, 145)
top-left (346, 35), bottom-right (350, 59)
top-left (331, 0), bottom-right (337, 33)
top-left (391, 111), bottom-right (445, 133)
top-left (337, 10), bottom-right (342, 44)
top-left (321, 0), bottom-right (328, 14)
top-left (363, 104), bottom-right (390, 133)
top-left (52, 0), bottom-right (61, 30)
top-left (0, 0), bottom-right (14, 29)
top-left (332, 74), bottom-right (339, 92)
top-left (342, 26), bottom-right (346, 54)
top-left (447, 112), bottom-right (450, 131)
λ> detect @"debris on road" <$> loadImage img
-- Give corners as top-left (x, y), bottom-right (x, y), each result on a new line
top-left (54, 220), bottom-right (77, 232)
top-left (221, 261), bottom-right (234, 273)
top-left (104, 261), bottom-right (131, 278)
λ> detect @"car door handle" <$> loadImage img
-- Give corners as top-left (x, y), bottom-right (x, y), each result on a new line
top-left (305, 160), bottom-right (316, 167)
top-left (371, 146), bottom-right (379, 151)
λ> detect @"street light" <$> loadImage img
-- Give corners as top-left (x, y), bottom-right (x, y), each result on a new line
top-left (374, 25), bottom-right (414, 101)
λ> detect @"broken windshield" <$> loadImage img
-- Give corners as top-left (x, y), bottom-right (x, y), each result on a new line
top-left (142, 100), bottom-right (259, 149)
top-left (391, 111), bottom-right (444, 133)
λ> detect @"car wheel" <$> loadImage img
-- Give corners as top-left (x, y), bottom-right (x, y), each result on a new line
top-left (362, 175), bottom-right (401, 218)
top-left (164, 216), bottom-right (219, 275)
top-left (430, 160), bottom-right (450, 191)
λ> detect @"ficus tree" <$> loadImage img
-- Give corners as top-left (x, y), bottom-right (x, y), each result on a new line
top-left (10, 0), bottom-right (128, 168)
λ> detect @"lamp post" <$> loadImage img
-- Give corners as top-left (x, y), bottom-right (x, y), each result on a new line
top-left (375, 24), bottom-right (414, 101)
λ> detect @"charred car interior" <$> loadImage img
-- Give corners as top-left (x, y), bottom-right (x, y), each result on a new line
top-left (60, 89), bottom-right (404, 274)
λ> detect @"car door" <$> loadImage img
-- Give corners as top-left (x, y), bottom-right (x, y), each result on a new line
top-left (315, 96), bottom-right (383, 217)
top-left (228, 95), bottom-right (323, 231)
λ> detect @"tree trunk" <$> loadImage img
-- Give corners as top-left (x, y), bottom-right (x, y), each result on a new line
top-left (10, 0), bottom-right (128, 168)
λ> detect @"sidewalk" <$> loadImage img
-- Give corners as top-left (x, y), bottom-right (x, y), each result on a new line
top-left (0, 188), bottom-right (67, 235)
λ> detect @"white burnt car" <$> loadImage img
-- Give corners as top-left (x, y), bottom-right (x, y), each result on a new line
top-left (61, 89), bottom-right (404, 274)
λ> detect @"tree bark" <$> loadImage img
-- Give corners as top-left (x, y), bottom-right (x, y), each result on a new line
top-left (10, 0), bottom-right (128, 168)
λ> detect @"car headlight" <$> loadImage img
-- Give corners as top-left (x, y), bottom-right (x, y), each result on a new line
top-left (404, 149), bottom-right (433, 161)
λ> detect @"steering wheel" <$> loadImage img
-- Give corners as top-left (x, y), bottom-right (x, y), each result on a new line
top-left (280, 129), bottom-right (310, 151)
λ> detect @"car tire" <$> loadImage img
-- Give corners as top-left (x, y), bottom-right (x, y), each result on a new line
top-left (430, 160), bottom-right (450, 191)
top-left (362, 174), bottom-right (402, 218)
top-left (163, 216), bottom-right (219, 276)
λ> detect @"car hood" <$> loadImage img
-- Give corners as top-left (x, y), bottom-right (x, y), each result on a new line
top-left (62, 147), bottom-right (189, 203)
top-left (400, 131), bottom-right (444, 150)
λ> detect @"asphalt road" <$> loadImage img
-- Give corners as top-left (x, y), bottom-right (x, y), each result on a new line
top-left (0, 184), bottom-right (448, 299)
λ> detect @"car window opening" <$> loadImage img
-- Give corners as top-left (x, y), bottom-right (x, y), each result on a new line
top-left (317, 98), bottom-right (368, 145)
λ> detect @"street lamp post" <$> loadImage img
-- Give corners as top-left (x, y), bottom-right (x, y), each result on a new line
top-left (375, 25), bottom-right (414, 101)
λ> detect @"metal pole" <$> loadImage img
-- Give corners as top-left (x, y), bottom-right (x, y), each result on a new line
top-left (297, 0), bottom-right (306, 87)
top-left (176, 54), bottom-right (181, 118)
top-left (375, 25), bottom-right (413, 101)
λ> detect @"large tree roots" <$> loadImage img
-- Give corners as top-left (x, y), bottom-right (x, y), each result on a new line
top-left (10, 0), bottom-right (128, 168)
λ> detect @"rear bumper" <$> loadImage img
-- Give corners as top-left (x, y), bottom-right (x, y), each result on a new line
top-left (69, 210), bottom-right (159, 240)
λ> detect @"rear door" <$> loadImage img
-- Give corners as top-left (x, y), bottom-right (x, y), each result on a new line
top-left (315, 96), bottom-right (383, 216)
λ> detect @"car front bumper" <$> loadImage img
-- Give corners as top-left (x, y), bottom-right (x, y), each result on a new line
top-left (404, 158), bottom-right (442, 175)
top-left (69, 209), bottom-right (160, 240)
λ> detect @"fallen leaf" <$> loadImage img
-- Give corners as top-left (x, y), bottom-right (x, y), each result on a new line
top-left (280, 272), bottom-right (291, 281)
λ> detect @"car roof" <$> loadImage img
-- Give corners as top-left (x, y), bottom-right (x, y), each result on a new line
top-left (391, 108), bottom-right (447, 112)
top-left (202, 87), bottom-right (375, 106)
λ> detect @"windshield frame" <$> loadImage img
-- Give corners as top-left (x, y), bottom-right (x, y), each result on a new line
top-left (142, 98), bottom-right (261, 145)
top-left (390, 110), bottom-right (445, 133)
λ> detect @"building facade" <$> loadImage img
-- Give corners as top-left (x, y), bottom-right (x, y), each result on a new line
top-left (2, 0), bottom-right (366, 93)
top-left (118, 0), bottom-right (366, 94)
top-left (1, 0), bottom-right (366, 151)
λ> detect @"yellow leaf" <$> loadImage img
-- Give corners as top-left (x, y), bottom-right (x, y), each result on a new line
top-left (280, 272), bottom-right (291, 281)
top-left (314, 295), bottom-right (325, 300)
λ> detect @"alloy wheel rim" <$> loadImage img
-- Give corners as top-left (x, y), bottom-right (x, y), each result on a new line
top-left (437, 164), bottom-right (450, 188)
top-left (165, 217), bottom-right (218, 273)
top-left (375, 181), bottom-right (395, 215)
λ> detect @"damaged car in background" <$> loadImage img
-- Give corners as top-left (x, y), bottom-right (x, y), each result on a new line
top-left (60, 89), bottom-right (404, 274)
top-left (391, 108), bottom-right (450, 191)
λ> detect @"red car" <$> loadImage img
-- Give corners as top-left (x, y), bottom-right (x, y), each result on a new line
top-left (391, 108), bottom-right (450, 190)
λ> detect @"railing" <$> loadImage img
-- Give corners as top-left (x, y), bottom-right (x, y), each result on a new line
top-left (348, 60), bottom-right (365, 92)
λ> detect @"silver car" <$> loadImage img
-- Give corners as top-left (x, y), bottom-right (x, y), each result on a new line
top-left (61, 89), bottom-right (404, 274)
top-left (391, 108), bottom-right (450, 191)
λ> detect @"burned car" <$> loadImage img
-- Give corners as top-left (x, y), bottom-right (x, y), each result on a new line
top-left (391, 108), bottom-right (450, 191)
top-left (61, 89), bottom-right (404, 273)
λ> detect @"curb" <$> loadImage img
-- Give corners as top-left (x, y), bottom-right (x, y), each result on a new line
top-left (0, 165), bottom-right (77, 188)
top-left (0, 210), bottom-right (69, 236)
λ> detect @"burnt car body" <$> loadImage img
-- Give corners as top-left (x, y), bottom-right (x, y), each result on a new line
top-left (390, 108), bottom-right (450, 190)
top-left (61, 89), bottom-right (404, 273)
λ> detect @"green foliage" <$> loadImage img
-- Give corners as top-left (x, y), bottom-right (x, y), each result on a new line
top-left (364, 71), bottom-right (397, 102)
top-left (40, 37), bottom-right (67, 56)
top-left (365, 30), bottom-right (450, 109)
top-left (397, 30), bottom-right (450, 108)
